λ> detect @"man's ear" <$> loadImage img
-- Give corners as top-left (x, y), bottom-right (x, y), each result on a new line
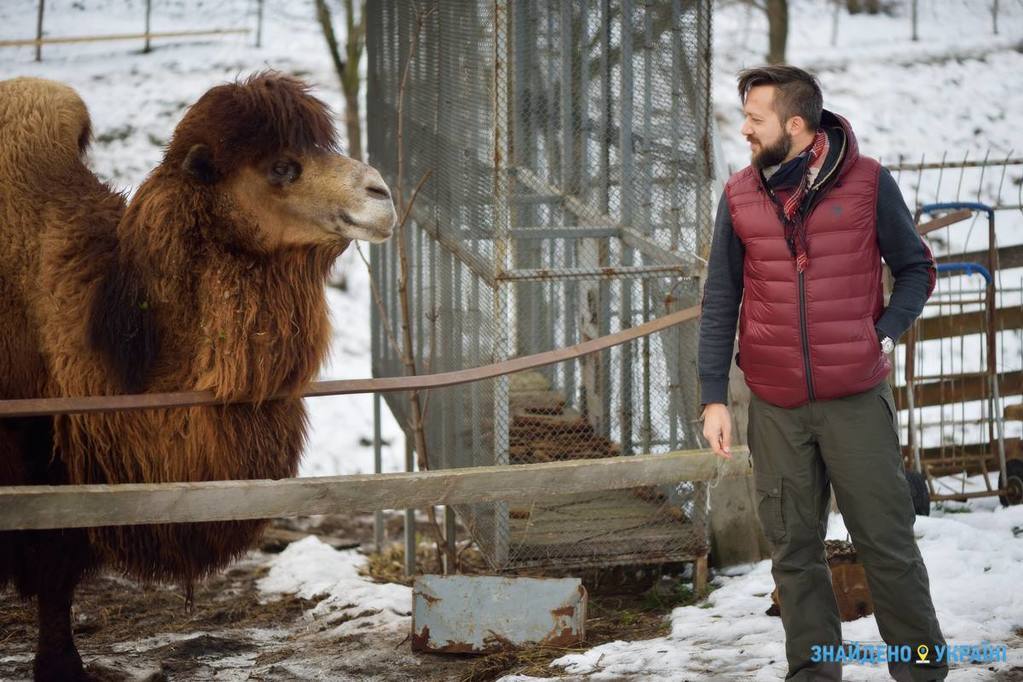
top-left (787, 115), bottom-right (806, 137)
top-left (182, 143), bottom-right (219, 184)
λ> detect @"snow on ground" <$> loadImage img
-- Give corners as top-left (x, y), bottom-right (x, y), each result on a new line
top-left (258, 536), bottom-right (412, 640)
top-left (536, 494), bottom-right (1023, 681)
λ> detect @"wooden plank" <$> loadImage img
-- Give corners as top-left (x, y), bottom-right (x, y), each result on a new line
top-left (904, 437), bottom-right (1020, 462)
top-left (935, 243), bottom-right (1023, 270)
top-left (913, 306), bottom-right (1023, 342)
top-left (1005, 404), bottom-right (1023, 421)
top-left (894, 370), bottom-right (1023, 408)
top-left (916, 209), bottom-right (974, 235)
top-left (0, 28), bottom-right (249, 48)
top-left (0, 447), bottom-right (750, 531)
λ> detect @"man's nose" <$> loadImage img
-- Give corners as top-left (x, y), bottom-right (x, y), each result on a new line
top-left (740, 121), bottom-right (752, 136)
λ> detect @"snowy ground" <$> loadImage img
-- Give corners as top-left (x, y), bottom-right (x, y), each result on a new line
top-left (2, 0), bottom-right (1022, 680)
top-left (533, 490), bottom-right (1023, 681)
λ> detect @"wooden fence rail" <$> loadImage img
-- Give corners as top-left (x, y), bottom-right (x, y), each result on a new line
top-left (0, 28), bottom-right (249, 49)
top-left (0, 447), bottom-right (750, 531)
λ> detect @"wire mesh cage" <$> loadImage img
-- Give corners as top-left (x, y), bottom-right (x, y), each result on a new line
top-left (366, 0), bottom-right (714, 571)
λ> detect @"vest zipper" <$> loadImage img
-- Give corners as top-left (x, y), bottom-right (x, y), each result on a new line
top-left (798, 270), bottom-right (815, 401)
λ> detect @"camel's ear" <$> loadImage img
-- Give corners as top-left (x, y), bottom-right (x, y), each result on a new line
top-left (88, 263), bottom-right (160, 394)
top-left (182, 143), bottom-right (219, 184)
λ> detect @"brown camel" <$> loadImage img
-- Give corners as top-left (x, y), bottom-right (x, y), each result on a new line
top-left (0, 73), bottom-right (395, 680)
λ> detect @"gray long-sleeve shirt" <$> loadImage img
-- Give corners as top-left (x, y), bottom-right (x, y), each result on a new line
top-left (697, 167), bottom-right (935, 405)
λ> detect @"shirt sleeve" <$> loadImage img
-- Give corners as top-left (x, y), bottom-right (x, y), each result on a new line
top-left (875, 167), bottom-right (937, 341)
top-left (698, 194), bottom-right (745, 405)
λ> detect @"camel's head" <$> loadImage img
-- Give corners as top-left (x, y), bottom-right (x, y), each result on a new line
top-left (166, 72), bottom-right (395, 249)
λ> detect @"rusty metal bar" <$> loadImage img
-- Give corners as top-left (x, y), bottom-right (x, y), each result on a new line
top-left (0, 304), bottom-right (701, 418)
top-left (929, 489), bottom-right (1007, 502)
top-left (496, 263), bottom-right (693, 282)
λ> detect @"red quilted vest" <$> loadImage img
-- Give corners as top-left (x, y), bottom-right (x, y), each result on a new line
top-left (726, 113), bottom-right (889, 408)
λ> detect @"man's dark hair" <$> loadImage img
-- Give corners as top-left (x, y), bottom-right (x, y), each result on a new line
top-left (737, 65), bottom-right (823, 131)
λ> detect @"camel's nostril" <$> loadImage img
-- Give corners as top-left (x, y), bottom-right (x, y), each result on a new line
top-left (366, 185), bottom-right (391, 201)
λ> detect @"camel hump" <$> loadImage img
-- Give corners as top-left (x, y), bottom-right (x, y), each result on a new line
top-left (0, 77), bottom-right (92, 168)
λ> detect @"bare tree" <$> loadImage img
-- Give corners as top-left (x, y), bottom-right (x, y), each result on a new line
top-left (315, 0), bottom-right (366, 162)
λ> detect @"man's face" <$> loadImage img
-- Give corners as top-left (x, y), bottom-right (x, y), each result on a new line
top-left (740, 85), bottom-right (791, 170)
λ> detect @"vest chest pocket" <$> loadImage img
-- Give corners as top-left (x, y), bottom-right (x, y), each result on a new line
top-left (755, 475), bottom-right (787, 545)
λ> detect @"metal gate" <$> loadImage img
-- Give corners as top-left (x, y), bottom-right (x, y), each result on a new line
top-left (366, 0), bottom-right (715, 570)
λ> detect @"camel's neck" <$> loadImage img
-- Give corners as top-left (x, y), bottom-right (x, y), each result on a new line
top-left (190, 245), bottom-right (340, 401)
top-left (118, 175), bottom-right (343, 401)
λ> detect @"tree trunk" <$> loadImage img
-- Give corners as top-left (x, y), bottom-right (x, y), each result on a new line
top-left (314, 0), bottom-right (365, 162)
top-left (344, 85), bottom-right (362, 162)
top-left (766, 0), bottom-right (788, 64)
top-left (342, 0), bottom-right (364, 162)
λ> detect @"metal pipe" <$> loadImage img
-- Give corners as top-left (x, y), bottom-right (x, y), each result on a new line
top-left (374, 392), bottom-right (384, 552)
top-left (404, 437), bottom-right (416, 577)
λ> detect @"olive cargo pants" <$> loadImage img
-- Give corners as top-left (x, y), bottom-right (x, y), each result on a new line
top-left (748, 380), bottom-right (947, 681)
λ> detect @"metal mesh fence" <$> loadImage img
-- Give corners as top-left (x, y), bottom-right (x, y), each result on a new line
top-left (367, 0), bottom-right (714, 571)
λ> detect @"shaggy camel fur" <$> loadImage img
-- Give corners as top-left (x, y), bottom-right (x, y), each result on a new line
top-left (0, 73), bottom-right (395, 680)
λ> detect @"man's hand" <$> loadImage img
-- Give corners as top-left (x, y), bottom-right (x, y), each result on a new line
top-left (701, 403), bottom-right (733, 460)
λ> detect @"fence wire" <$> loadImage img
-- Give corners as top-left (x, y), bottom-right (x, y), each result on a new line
top-left (367, 0), bottom-right (714, 571)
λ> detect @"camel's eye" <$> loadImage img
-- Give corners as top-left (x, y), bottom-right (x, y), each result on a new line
top-left (269, 160), bottom-right (301, 184)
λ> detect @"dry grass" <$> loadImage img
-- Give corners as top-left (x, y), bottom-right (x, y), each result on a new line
top-left (361, 537), bottom-right (493, 586)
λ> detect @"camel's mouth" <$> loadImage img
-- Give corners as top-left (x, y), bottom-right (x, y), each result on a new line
top-left (328, 210), bottom-right (393, 243)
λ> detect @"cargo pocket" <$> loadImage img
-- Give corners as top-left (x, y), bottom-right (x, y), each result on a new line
top-left (878, 384), bottom-right (901, 434)
top-left (755, 475), bottom-right (787, 545)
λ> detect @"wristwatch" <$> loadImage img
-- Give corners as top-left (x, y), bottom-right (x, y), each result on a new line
top-left (880, 335), bottom-right (895, 354)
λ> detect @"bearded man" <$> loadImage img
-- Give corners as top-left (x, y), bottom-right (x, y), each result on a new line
top-left (698, 65), bottom-right (947, 682)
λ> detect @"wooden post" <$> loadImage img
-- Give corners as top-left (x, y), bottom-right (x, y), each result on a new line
top-left (255, 0), bottom-right (265, 47)
top-left (443, 507), bottom-right (456, 574)
top-left (911, 0), bottom-right (918, 41)
top-left (707, 340), bottom-right (771, 568)
top-left (992, 0), bottom-right (999, 35)
top-left (35, 0), bottom-right (45, 61)
top-left (694, 554), bottom-right (709, 595)
top-left (144, 0), bottom-right (152, 52)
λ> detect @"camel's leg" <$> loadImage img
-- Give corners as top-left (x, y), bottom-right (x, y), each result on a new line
top-left (34, 569), bottom-right (86, 682)
top-left (1, 417), bottom-right (93, 682)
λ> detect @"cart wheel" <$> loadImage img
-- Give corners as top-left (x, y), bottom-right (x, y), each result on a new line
top-left (998, 458), bottom-right (1023, 507)
top-left (905, 471), bottom-right (930, 516)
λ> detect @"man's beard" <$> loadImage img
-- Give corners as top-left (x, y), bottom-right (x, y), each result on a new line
top-left (750, 131), bottom-right (792, 170)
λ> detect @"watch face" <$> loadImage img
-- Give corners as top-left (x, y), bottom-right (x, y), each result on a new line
top-left (881, 337), bottom-right (895, 354)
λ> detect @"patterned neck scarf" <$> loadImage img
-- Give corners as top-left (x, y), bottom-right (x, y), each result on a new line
top-left (775, 129), bottom-right (829, 273)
